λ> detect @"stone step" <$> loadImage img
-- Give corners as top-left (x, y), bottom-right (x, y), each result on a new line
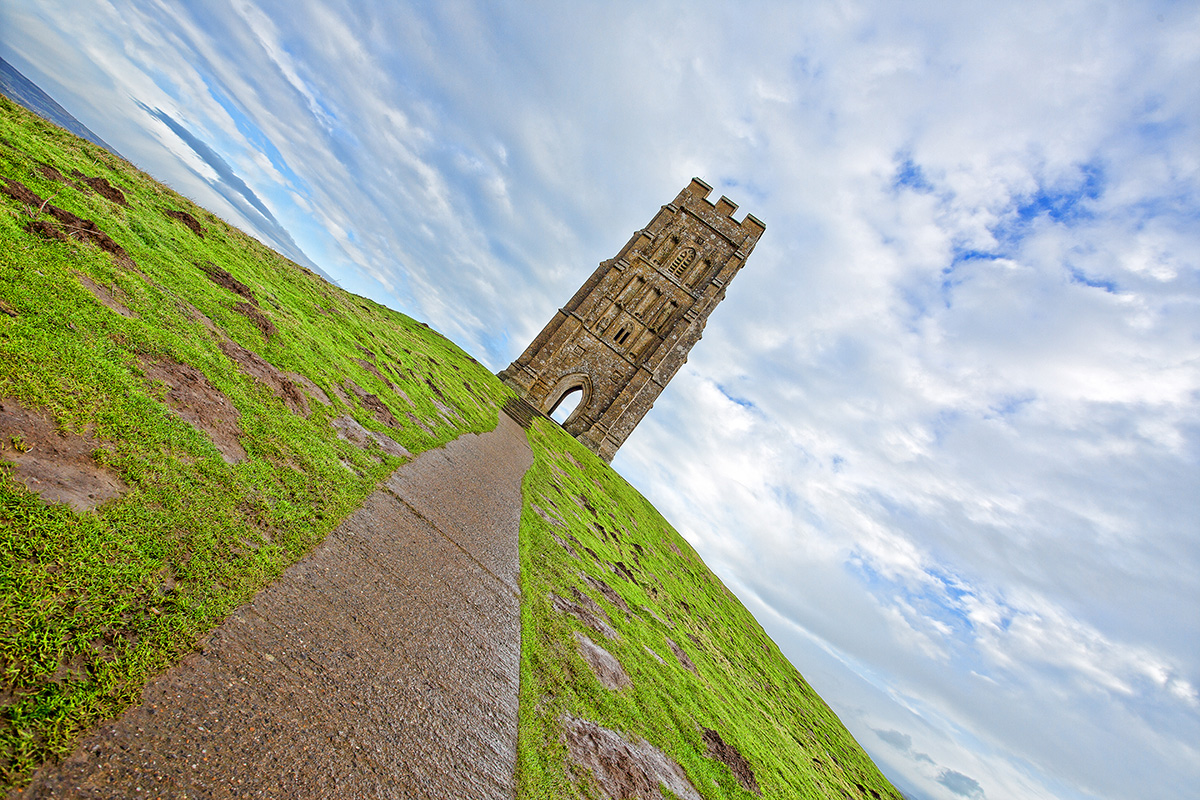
top-left (501, 395), bottom-right (541, 430)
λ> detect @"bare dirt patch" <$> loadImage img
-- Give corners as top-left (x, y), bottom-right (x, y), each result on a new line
top-left (550, 589), bottom-right (620, 640)
top-left (77, 274), bottom-right (134, 318)
top-left (665, 637), bottom-right (697, 674)
top-left (219, 340), bottom-right (307, 416)
top-left (642, 605), bottom-right (669, 626)
top-left (72, 172), bottom-right (127, 205)
top-left (3, 178), bottom-right (131, 263)
top-left (179, 301), bottom-right (218, 333)
top-left (583, 575), bottom-right (631, 615)
top-left (3, 179), bottom-right (136, 271)
top-left (532, 503), bottom-right (566, 528)
top-left (143, 359), bottom-right (246, 463)
top-left (164, 208), bottom-right (203, 237)
top-left (425, 378), bottom-right (458, 410)
top-left (198, 261), bottom-right (256, 303)
top-left (286, 373), bottom-right (330, 406)
top-left (430, 395), bottom-right (466, 424)
top-left (1, 176), bottom-right (42, 205)
top-left (328, 381), bottom-right (352, 406)
top-left (406, 411), bottom-right (435, 435)
top-left (49, 208), bottom-right (130, 260)
top-left (552, 533), bottom-right (580, 559)
top-left (643, 645), bottom-right (665, 665)
top-left (343, 380), bottom-right (400, 428)
top-left (575, 633), bottom-right (630, 690)
top-left (0, 399), bottom-right (127, 512)
top-left (24, 219), bottom-right (68, 242)
top-left (610, 560), bottom-right (638, 585)
top-left (233, 301), bottom-right (277, 340)
top-left (36, 162), bottom-right (81, 188)
top-left (702, 727), bottom-right (761, 795)
top-left (561, 714), bottom-right (701, 800)
top-left (353, 357), bottom-right (396, 391)
top-left (331, 414), bottom-right (411, 459)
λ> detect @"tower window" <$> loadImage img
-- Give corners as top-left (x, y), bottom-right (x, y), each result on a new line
top-left (614, 327), bottom-right (632, 345)
top-left (669, 248), bottom-right (696, 278)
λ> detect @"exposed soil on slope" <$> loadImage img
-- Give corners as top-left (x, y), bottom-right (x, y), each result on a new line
top-left (24, 219), bottom-right (68, 242)
top-left (552, 532), bottom-right (581, 558)
top-left (142, 359), bottom-right (247, 463)
top-left (1, 178), bottom-right (134, 268)
top-left (35, 162), bottom-right (81, 188)
top-left (584, 574), bottom-right (631, 614)
top-left (331, 414), bottom-right (410, 458)
top-left (76, 274), bottom-right (134, 318)
top-left (353, 356), bottom-right (396, 391)
top-left (198, 261), bottom-right (256, 303)
top-left (233, 301), bottom-right (277, 339)
top-left (561, 714), bottom-right (701, 800)
top-left (575, 633), bottom-right (631, 690)
top-left (72, 172), bottom-right (127, 206)
top-left (551, 589), bottom-right (620, 640)
top-left (0, 399), bottom-right (127, 512)
top-left (286, 373), bottom-right (330, 407)
top-left (343, 379), bottom-right (401, 428)
top-left (0, 176), bottom-right (41, 206)
top-left (218, 339), bottom-right (307, 416)
top-left (163, 208), bottom-right (203, 237)
top-left (666, 636), bottom-right (697, 674)
top-left (703, 727), bottom-right (761, 795)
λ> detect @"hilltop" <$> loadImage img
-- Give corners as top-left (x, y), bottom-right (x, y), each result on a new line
top-left (0, 95), bottom-right (902, 798)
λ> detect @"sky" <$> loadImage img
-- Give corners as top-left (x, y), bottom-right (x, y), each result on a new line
top-left (2, 2), bottom-right (1198, 798)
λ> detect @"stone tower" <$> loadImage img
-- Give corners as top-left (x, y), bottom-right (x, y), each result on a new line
top-left (499, 178), bottom-right (765, 462)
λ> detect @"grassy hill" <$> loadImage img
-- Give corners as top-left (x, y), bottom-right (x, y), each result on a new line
top-left (516, 420), bottom-right (902, 800)
top-left (0, 95), bottom-right (901, 799)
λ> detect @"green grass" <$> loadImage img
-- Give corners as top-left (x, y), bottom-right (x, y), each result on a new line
top-left (515, 418), bottom-right (904, 799)
top-left (0, 95), bottom-right (508, 790)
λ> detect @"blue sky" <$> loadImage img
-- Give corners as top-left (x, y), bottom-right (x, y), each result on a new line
top-left (2, 2), bottom-right (1198, 798)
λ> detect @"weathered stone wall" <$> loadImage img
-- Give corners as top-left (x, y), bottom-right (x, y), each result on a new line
top-left (500, 178), bottom-right (764, 462)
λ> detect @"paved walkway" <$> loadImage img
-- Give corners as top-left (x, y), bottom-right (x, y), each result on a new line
top-left (22, 413), bottom-right (533, 799)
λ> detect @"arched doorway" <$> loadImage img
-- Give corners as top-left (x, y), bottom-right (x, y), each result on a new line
top-left (542, 373), bottom-right (592, 428)
top-left (549, 386), bottom-right (583, 425)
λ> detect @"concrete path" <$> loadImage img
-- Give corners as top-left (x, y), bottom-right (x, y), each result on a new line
top-left (22, 413), bottom-right (533, 800)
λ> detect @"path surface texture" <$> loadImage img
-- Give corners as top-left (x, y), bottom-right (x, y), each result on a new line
top-left (23, 413), bottom-right (533, 800)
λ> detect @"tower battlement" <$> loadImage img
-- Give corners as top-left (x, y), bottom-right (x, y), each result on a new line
top-left (680, 177), bottom-right (765, 234)
top-left (667, 180), bottom-right (766, 249)
top-left (499, 178), bottom-right (764, 462)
